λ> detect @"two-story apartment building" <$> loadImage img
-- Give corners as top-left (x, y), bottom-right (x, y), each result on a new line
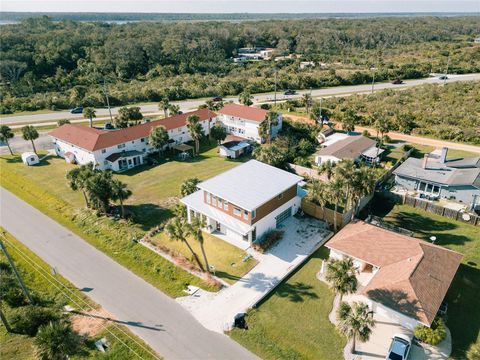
top-left (216, 103), bottom-right (282, 143)
top-left (181, 160), bottom-right (304, 248)
top-left (49, 109), bottom-right (214, 171)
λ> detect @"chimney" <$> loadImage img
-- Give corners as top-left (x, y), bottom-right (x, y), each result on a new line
top-left (440, 147), bottom-right (448, 163)
top-left (422, 154), bottom-right (429, 169)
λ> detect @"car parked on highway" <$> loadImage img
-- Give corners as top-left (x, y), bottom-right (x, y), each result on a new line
top-left (386, 334), bottom-right (412, 360)
top-left (70, 107), bottom-right (83, 114)
top-left (391, 79), bottom-right (404, 85)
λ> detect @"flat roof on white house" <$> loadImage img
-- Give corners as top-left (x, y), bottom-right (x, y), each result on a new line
top-left (196, 160), bottom-right (303, 211)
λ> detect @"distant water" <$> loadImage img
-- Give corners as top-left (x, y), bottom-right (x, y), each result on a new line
top-left (0, 12), bottom-right (478, 25)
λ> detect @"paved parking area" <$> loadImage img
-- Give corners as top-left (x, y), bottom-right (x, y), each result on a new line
top-left (177, 216), bottom-right (332, 333)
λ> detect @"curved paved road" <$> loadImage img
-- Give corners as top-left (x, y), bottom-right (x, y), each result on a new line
top-left (2, 73), bottom-right (479, 126)
top-left (0, 188), bottom-right (257, 360)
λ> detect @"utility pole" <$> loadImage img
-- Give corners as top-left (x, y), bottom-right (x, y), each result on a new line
top-left (319, 97), bottom-right (323, 124)
top-left (371, 66), bottom-right (377, 94)
top-left (444, 54), bottom-right (450, 86)
top-left (0, 306), bottom-right (12, 333)
top-left (0, 239), bottom-right (34, 304)
top-left (101, 79), bottom-right (113, 122)
top-left (273, 68), bottom-right (278, 107)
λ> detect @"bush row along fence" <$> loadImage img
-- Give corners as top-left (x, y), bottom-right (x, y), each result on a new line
top-left (384, 192), bottom-right (480, 227)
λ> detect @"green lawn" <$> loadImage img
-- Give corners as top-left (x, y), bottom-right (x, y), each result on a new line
top-left (151, 232), bottom-right (257, 284)
top-left (0, 143), bottom-right (247, 297)
top-left (371, 201), bottom-right (480, 358)
top-left (229, 247), bottom-right (346, 360)
top-left (0, 228), bottom-right (159, 360)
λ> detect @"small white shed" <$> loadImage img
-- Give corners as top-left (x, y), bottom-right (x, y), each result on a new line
top-left (21, 152), bottom-right (39, 166)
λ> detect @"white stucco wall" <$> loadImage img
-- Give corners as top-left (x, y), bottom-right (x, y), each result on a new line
top-left (254, 195), bottom-right (301, 240)
top-left (216, 113), bottom-right (282, 143)
top-left (53, 138), bottom-right (96, 166)
top-left (315, 154), bottom-right (341, 165)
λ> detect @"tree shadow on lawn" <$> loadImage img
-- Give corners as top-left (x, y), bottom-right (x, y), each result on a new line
top-left (125, 203), bottom-right (174, 231)
top-left (446, 264), bottom-right (480, 358)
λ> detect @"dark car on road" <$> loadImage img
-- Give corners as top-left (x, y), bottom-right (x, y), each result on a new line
top-left (438, 75), bottom-right (448, 80)
top-left (284, 89), bottom-right (296, 95)
top-left (391, 79), bottom-right (404, 85)
top-left (212, 96), bottom-right (223, 102)
top-left (70, 107), bottom-right (83, 114)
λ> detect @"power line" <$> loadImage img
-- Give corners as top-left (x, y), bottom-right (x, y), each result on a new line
top-left (0, 235), bottom-right (161, 360)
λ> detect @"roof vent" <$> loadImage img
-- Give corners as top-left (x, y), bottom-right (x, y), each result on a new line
top-left (407, 257), bottom-right (412, 262)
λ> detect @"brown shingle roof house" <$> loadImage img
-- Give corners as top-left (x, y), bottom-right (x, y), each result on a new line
top-left (325, 221), bottom-right (462, 327)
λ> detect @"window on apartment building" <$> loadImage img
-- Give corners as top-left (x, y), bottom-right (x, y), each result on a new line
top-left (131, 141), bottom-right (134, 144)
top-left (234, 207), bottom-right (241, 216)
top-left (243, 210), bottom-right (249, 220)
top-left (101, 149), bottom-right (106, 153)
top-left (141, 138), bottom-right (145, 142)
top-left (206, 193), bottom-right (211, 204)
top-left (217, 198), bottom-right (223, 208)
top-left (117, 144), bottom-right (125, 149)
top-left (104, 160), bottom-right (108, 165)
top-left (212, 196), bottom-right (217, 206)
top-left (223, 200), bottom-right (229, 210)
top-left (251, 210), bottom-right (256, 219)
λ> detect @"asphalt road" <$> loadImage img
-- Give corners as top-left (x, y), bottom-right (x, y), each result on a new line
top-left (2, 73), bottom-right (479, 126)
top-left (0, 188), bottom-right (257, 360)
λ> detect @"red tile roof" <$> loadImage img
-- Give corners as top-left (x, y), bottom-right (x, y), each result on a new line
top-left (326, 221), bottom-right (463, 326)
top-left (217, 103), bottom-right (268, 122)
top-left (49, 109), bottom-right (213, 151)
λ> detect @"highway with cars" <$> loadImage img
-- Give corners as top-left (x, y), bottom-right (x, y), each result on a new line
top-left (1, 73), bottom-right (479, 127)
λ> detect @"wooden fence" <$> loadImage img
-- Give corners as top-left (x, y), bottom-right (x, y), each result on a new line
top-left (384, 192), bottom-right (480, 227)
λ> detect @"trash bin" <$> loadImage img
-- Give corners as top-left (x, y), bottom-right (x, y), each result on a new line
top-left (234, 313), bottom-right (247, 329)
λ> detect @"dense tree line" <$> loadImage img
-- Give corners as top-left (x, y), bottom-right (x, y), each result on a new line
top-left (1, 16), bottom-right (479, 113)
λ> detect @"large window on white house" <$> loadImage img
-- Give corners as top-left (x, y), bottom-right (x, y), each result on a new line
top-left (243, 210), bottom-right (249, 220)
top-left (212, 196), bottom-right (217, 206)
top-left (206, 193), bottom-right (211, 204)
top-left (233, 207), bottom-right (241, 216)
top-left (118, 144), bottom-right (126, 149)
top-left (223, 200), bottom-right (229, 210)
top-left (101, 149), bottom-right (106, 153)
top-left (251, 210), bottom-right (256, 219)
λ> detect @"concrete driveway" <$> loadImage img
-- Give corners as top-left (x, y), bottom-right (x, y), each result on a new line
top-left (352, 313), bottom-right (451, 360)
top-left (177, 216), bottom-right (332, 333)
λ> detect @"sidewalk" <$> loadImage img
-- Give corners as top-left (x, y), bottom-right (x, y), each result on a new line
top-left (177, 216), bottom-right (332, 333)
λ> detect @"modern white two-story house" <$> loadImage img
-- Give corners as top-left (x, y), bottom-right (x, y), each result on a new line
top-left (49, 109), bottom-right (214, 171)
top-left (181, 160), bottom-right (305, 249)
top-left (216, 103), bottom-right (282, 143)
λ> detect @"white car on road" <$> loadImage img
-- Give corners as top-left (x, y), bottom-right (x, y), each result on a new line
top-left (386, 334), bottom-right (412, 360)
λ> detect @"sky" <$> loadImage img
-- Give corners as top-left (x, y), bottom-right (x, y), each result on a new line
top-left (2, 0), bottom-right (479, 13)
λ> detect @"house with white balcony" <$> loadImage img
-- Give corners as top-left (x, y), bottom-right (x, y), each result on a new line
top-left (49, 109), bottom-right (214, 171)
top-left (216, 103), bottom-right (282, 143)
top-left (181, 160), bottom-right (305, 249)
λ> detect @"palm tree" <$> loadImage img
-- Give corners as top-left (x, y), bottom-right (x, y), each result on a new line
top-left (205, 99), bottom-right (220, 140)
top-left (239, 91), bottom-right (253, 106)
top-left (329, 178), bottom-right (344, 232)
top-left (341, 109), bottom-right (357, 134)
top-left (350, 165), bottom-right (376, 220)
top-left (337, 301), bottom-right (375, 353)
top-left (307, 180), bottom-right (330, 227)
top-left (168, 104), bottom-right (181, 115)
top-left (180, 177), bottom-right (201, 197)
top-left (165, 217), bottom-right (205, 271)
top-left (66, 165), bottom-right (94, 208)
top-left (0, 125), bottom-right (14, 155)
top-left (186, 115), bottom-right (204, 156)
top-left (372, 112), bottom-right (390, 147)
top-left (149, 126), bottom-right (169, 159)
top-left (82, 107), bottom-right (96, 128)
top-left (264, 111), bottom-right (279, 143)
top-left (318, 160), bottom-right (335, 181)
top-left (21, 125), bottom-right (39, 154)
top-left (34, 320), bottom-right (83, 360)
top-left (334, 160), bottom-right (356, 210)
top-left (302, 93), bottom-right (313, 114)
top-left (188, 216), bottom-right (210, 272)
top-left (111, 179), bottom-right (132, 218)
top-left (325, 257), bottom-right (358, 301)
top-left (466, 340), bottom-right (480, 360)
top-left (158, 97), bottom-right (170, 118)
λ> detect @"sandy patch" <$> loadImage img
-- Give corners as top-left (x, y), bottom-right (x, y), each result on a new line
top-left (71, 308), bottom-right (114, 336)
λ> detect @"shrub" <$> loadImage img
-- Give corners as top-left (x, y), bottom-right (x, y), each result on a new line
top-left (10, 305), bottom-right (59, 336)
top-left (260, 103), bottom-right (271, 110)
top-left (401, 144), bottom-right (413, 152)
top-left (252, 230), bottom-right (284, 253)
top-left (2, 287), bottom-right (28, 307)
top-left (414, 318), bottom-right (446, 345)
top-left (34, 320), bottom-right (84, 360)
top-left (466, 339), bottom-right (480, 360)
top-left (383, 135), bottom-right (392, 144)
top-left (362, 130), bottom-right (371, 137)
